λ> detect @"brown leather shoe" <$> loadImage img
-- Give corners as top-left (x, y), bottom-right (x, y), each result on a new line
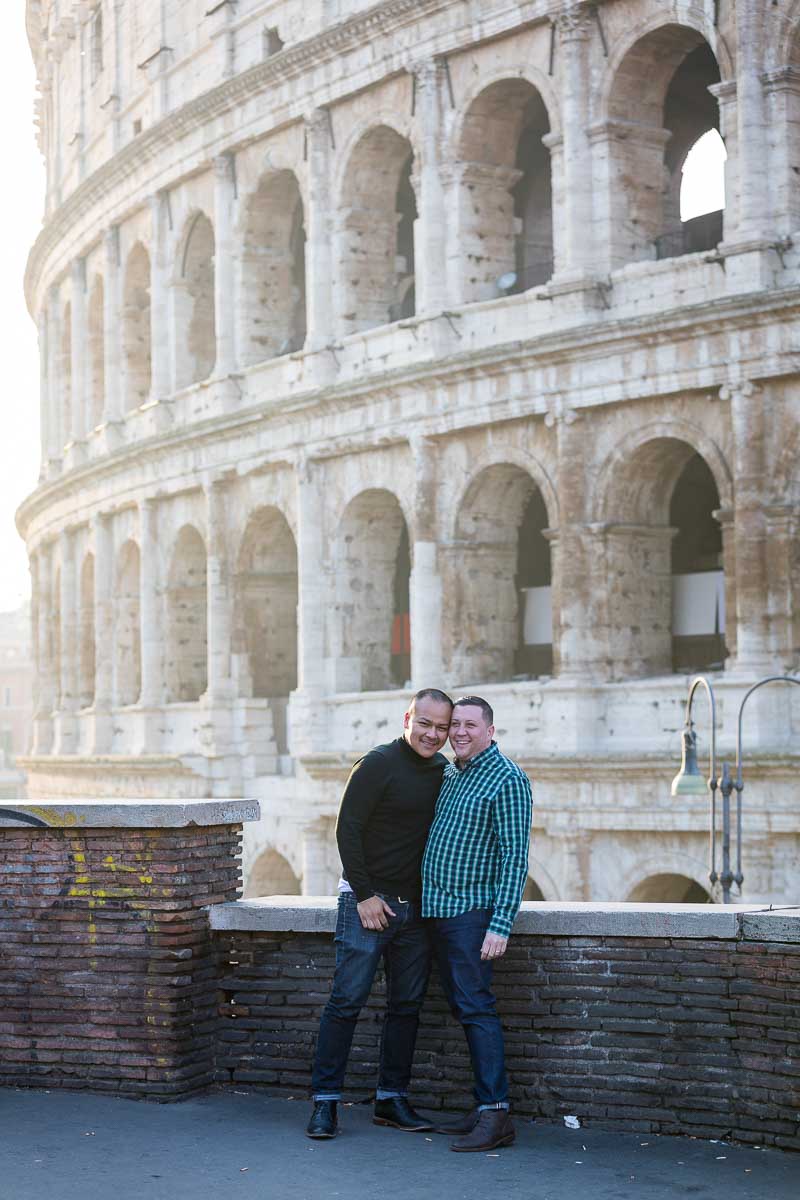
top-left (450, 1108), bottom-right (515, 1152)
top-left (434, 1109), bottom-right (479, 1135)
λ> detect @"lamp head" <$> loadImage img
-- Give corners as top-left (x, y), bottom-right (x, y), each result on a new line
top-left (671, 725), bottom-right (710, 797)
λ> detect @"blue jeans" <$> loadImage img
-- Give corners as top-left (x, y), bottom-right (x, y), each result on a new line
top-left (430, 908), bottom-right (509, 1109)
top-left (311, 891), bottom-right (432, 1101)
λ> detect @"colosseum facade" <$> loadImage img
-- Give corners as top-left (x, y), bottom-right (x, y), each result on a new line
top-left (19, 0), bottom-right (800, 903)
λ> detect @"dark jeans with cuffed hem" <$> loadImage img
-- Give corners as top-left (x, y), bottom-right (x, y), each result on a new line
top-left (430, 908), bottom-right (510, 1110)
top-left (311, 891), bottom-right (431, 1101)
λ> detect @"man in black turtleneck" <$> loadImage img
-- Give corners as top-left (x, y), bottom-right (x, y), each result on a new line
top-left (306, 688), bottom-right (453, 1140)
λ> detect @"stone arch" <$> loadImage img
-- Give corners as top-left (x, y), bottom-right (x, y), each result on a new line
top-left (60, 300), bottom-right (72, 446)
top-left (165, 524), bottom-right (208, 703)
top-left (173, 212), bottom-right (216, 389)
top-left (78, 553), bottom-right (95, 709)
top-left (619, 850), bottom-right (713, 903)
top-left (239, 170), bottom-right (306, 365)
top-left (526, 852), bottom-right (560, 902)
top-left (522, 878), bottom-right (545, 901)
top-left (243, 847), bottom-right (301, 899)
top-left (233, 506), bottom-right (298, 699)
top-left (595, 428), bottom-right (731, 678)
top-left (330, 488), bottom-right (410, 692)
top-left (335, 124), bottom-right (417, 335)
top-left (122, 242), bottom-right (151, 412)
top-left (87, 276), bottom-right (104, 430)
top-left (454, 77), bottom-right (554, 301)
top-left (626, 873), bottom-right (712, 903)
top-left (593, 420), bottom-right (733, 521)
top-left (602, 23), bottom-right (722, 266)
top-left (114, 540), bottom-right (141, 706)
top-left (445, 463), bottom-right (554, 684)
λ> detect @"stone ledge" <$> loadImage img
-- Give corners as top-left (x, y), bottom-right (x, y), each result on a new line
top-left (0, 798), bottom-right (260, 829)
top-left (207, 897), bottom-right (800, 940)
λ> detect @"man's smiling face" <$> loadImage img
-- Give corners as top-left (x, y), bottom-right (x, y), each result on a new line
top-left (403, 696), bottom-right (453, 758)
top-left (449, 704), bottom-right (494, 763)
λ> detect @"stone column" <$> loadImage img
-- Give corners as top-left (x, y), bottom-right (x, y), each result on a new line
top-left (411, 59), bottom-right (448, 313)
top-left (301, 820), bottom-right (331, 895)
top-left (139, 498), bottom-right (163, 711)
top-left (149, 192), bottom-right (171, 400)
top-left (47, 288), bottom-right (63, 463)
top-left (37, 311), bottom-right (49, 479)
top-left (762, 68), bottom-right (800, 237)
top-left (288, 455), bottom-right (328, 754)
top-left (553, 8), bottom-right (595, 278)
top-left (409, 436), bottom-right (443, 686)
top-left (102, 225), bottom-right (123, 427)
top-left (713, 507), bottom-right (737, 663)
top-left (764, 504), bottom-right (799, 667)
top-left (54, 528), bottom-right (78, 753)
top-left (31, 547), bottom-right (54, 755)
top-left (91, 512), bottom-right (114, 752)
top-left (733, 0), bottom-right (770, 240)
top-left (69, 258), bottom-right (88, 446)
top-left (548, 400), bottom-right (604, 679)
top-left (212, 154), bottom-right (238, 378)
top-left (205, 477), bottom-right (234, 702)
top-left (722, 381), bottom-right (771, 671)
top-left (304, 109), bottom-right (335, 350)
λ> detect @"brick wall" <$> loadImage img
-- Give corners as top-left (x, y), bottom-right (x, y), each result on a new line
top-left (0, 819), bottom-right (242, 1098)
top-left (212, 921), bottom-right (800, 1150)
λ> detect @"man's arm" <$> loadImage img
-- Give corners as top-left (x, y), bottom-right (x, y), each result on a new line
top-left (335, 751), bottom-right (397, 930)
top-left (482, 770), bottom-right (533, 957)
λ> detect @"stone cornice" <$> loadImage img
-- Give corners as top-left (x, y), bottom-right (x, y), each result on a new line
top-left (16, 283), bottom-right (800, 541)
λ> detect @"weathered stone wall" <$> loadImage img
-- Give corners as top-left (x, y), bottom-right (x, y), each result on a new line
top-left (210, 900), bottom-right (800, 1149)
top-left (0, 800), bottom-right (254, 1098)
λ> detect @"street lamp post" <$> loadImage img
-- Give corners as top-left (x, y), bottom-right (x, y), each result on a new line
top-left (671, 674), bottom-right (800, 903)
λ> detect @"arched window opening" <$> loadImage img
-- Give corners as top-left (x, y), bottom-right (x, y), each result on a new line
top-left (166, 526), bottom-right (208, 702)
top-left (79, 554), bottom-right (95, 709)
top-left (391, 523), bottom-right (411, 686)
top-left (114, 541), bottom-right (141, 706)
top-left (515, 488), bottom-right (552, 677)
top-left (243, 847), bottom-right (301, 899)
top-left (511, 94), bottom-right (553, 293)
top-left (523, 877), bottom-right (545, 901)
top-left (61, 303), bottom-right (72, 446)
top-left (337, 127), bottom-right (415, 335)
top-left (457, 79), bottom-right (553, 302)
top-left (681, 129), bottom-right (726, 221)
top-left (657, 43), bottom-right (722, 259)
top-left (446, 465), bottom-right (552, 684)
top-left (87, 278), bottom-right (105, 430)
top-left (390, 154), bottom-right (417, 321)
top-left (175, 214), bottom-right (216, 389)
top-left (122, 243), bottom-right (151, 412)
top-left (332, 490), bottom-right (409, 692)
top-left (608, 29), bottom-right (722, 267)
top-left (670, 453), bottom-right (726, 672)
top-left (240, 173), bottom-right (306, 365)
top-left (627, 873), bottom-right (711, 903)
top-left (235, 508), bottom-right (298, 700)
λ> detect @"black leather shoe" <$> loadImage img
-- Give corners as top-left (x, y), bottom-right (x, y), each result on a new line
top-left (434, 1108), bottom-right (479, 1135)
top-left (306, 1100), bottom-right (338, 1138)
top-left (373, 1097), bottom-right (434, 1131)
top-left (450, 1108), bottom-right (515, 1152)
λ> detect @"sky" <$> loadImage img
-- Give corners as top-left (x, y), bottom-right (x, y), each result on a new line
top-left (0, 7), bottom-right (44, 614)
top-left (0, 11), bottom-right (724, 617)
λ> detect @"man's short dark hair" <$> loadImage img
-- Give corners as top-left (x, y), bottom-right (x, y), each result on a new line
top-left (453, 695), bottom-right (494, 725)
top-left (411, 688), bottom-right (453, 708)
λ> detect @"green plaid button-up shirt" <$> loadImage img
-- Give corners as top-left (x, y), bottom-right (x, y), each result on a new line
top-left (421, 741), bottom-right (532, 939)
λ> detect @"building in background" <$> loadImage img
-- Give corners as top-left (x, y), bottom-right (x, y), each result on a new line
top-left (0, 604), bottom-right (33, 799)
top-left (18, 0), bottom-right (800, 903)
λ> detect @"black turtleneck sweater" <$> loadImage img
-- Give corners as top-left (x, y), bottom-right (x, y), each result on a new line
top-left (336, 737), bottom-right (447, 902)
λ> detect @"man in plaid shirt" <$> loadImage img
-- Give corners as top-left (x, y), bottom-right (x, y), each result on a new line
top-left (422, 695), bottom-right (532, 1152)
